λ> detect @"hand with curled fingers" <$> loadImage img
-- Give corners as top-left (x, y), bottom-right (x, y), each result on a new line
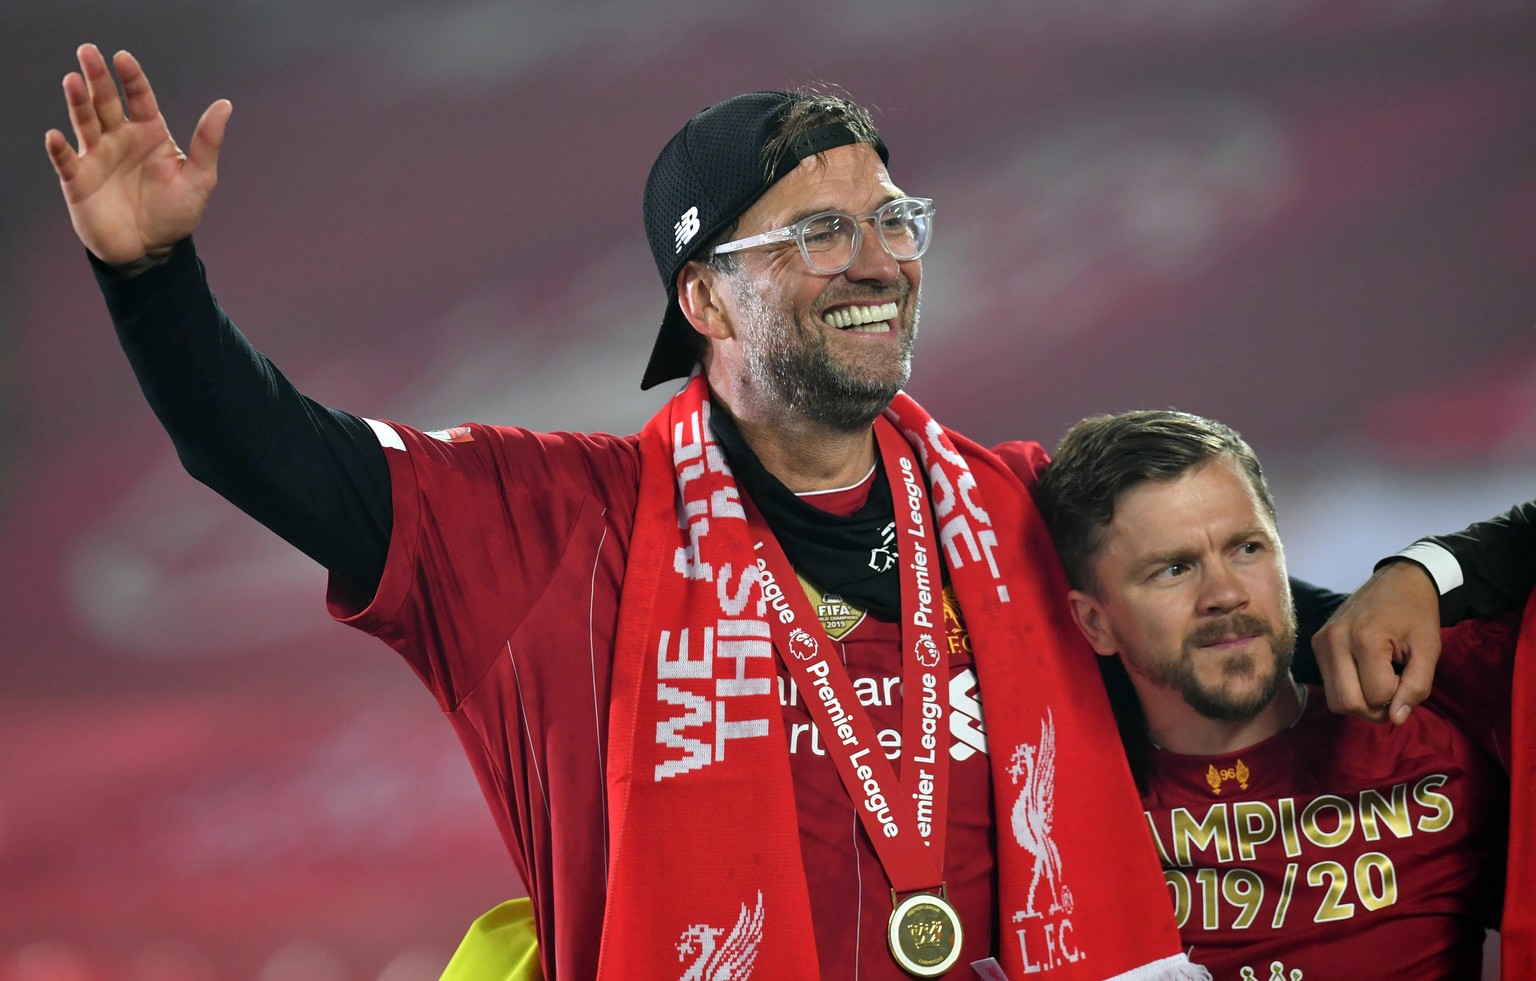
top-left (1311, 559), bottom-right (1442, 726)
top-left (43, 44), bottom-right (232, 268)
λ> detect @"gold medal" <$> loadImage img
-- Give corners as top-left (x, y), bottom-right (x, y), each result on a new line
top-left (887, 889), bottom-right (963, 977)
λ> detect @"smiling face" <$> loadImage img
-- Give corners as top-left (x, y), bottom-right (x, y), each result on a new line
top-left (1068, 455), bottom-right (1297, 728)
top-left (694, 142), bottom-right (922, 430)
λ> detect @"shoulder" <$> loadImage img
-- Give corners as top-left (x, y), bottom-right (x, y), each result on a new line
top-left (365, 420), bottom-right (643, 516)
top-left (929, 427), bottom-right (1050, 487)
top-left (983, 439), bottom-right (1050, 486)
top-left (1438, 608), bottom-right (1522, 666)
top-left (370, 420), bottom-right (639, 475)
top-left (1423, 608), bottom-right (1521, 713)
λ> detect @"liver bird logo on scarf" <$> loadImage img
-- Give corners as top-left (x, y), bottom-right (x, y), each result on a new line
top-left (675, 892), bottom-right (765, 981)
top-left (1009, 710), bottom-right (1072, 920)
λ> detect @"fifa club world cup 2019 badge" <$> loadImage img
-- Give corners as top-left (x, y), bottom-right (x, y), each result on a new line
top-left (795, 573), bottom-right (868, 640)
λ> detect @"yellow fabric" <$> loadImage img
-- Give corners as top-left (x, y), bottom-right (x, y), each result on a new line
top-left (440, 897), bottom-right (543, 981)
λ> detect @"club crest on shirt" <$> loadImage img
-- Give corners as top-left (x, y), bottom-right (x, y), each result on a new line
top-left (795, 574), bottom-right (867, 640)
top-left (942, 587), bottom-right (972, 657)
top-left (1206, 759), bottom-right (1251, 795)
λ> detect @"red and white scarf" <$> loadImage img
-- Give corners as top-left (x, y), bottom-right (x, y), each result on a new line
top-left (599, 375), bottom-right (1199, 980)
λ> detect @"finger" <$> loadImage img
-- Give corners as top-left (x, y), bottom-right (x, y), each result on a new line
top-left (113, 50), bottom-right (162, 124)
top-left (185, 99), bottom-right (232, 184)
top-left (44, 128), bottom-right (81, 183)
top-left (1312, 624), bottom-right (1384, 718)
top-left (75, 41), bottom-right (106, 77)
top-left (1345, 623), bottom-right (1402, 709)
top-left (79, 43), bottom-right (126, 131)
top-left (1388, 630), bottom-right (1442, 725)
top-left (62, 71), bottom-right (100, 151)
top-left (1313, 628), bottom-right (1387, 721)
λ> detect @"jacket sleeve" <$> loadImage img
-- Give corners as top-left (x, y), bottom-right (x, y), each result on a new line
top-left (1378, 500), bottom-right (1536, 625)
top-left (94, 236), bottom-right (392, 598)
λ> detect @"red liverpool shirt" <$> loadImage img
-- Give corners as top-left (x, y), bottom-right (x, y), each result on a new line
top-left (330, 421), bottom-right (1040, 979)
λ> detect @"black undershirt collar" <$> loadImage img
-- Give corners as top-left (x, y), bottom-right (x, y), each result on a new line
top-left (709, 406), bottom-right (902, 621)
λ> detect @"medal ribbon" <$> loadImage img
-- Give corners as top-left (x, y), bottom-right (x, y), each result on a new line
top-left (744, 416), bottom-right (950, 894)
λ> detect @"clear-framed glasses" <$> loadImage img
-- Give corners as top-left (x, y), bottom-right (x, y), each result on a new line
top-left (710, 196), bottom-right (935, 275)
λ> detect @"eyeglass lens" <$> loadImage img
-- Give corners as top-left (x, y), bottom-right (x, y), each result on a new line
top-left (799, 199), bottom-right (932, 273)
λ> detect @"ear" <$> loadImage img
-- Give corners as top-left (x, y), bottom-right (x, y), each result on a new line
top-left (676, 261), bottom-right (734, 342)
top-left (1067, 589), bottom-right (1119, 657)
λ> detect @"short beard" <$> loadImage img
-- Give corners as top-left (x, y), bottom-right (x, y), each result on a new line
top-left (738, 280), bottom-right (918, 432)
top-left (1148, 607), bottom-right (1298, 723)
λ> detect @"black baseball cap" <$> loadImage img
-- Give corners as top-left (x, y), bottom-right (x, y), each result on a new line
top-left (639, 91), bottom-right (889, 389)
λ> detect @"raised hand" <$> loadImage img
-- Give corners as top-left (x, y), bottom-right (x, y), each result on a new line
top-left (44, 44), bottom-right (232, 267)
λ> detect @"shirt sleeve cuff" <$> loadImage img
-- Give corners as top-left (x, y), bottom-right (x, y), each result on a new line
top-left (1384, 540), bottom-right (1464, 595)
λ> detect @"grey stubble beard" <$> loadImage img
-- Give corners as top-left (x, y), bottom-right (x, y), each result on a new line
top-left (738, 280), bottom-right (920, 432)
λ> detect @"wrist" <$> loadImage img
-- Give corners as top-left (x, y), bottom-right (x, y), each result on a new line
top-left (1369, 554), bottom-right (1445, 625)
top-left (109, 243), bottom-right (177, 278)
top-left (1377, 541), bottom-right (1462, 597)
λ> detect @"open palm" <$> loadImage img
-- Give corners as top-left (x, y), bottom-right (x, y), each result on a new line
top-left (44, 44), bottom-right (231, 267)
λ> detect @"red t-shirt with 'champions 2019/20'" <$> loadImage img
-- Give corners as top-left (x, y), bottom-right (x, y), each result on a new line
top-left (1141, 614), bottom-right (1515, 980)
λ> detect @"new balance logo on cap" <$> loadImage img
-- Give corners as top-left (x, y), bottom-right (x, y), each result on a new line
top-left (674, 206), bottom-right (701, 253)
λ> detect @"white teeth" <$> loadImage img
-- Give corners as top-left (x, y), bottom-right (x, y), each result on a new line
top-left (823, 301), bottom-right (899, 330)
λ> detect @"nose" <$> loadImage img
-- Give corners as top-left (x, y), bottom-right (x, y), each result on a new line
top-left (1198, 559), bottom-right (1250, 616)
top-left (842, 221), bottom-right (903, 284)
